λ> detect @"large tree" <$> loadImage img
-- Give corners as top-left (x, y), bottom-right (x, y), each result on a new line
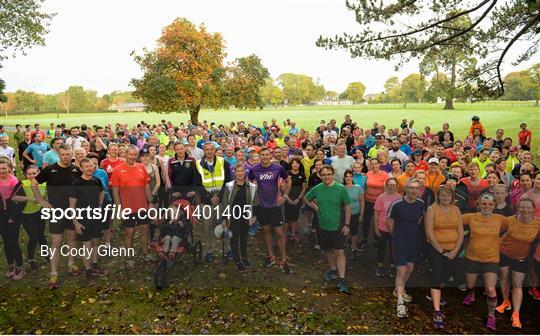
top-left (0, 0), bottom-right (55, 91)
top-left (277, 73), bottom-right (325, 105)
top-left (401, 74), bottom-right (427, 103)
top-left (131, 18), bottom-right (225, 124)
top-left (317, 0), bottom-right (540, 99)
top-left (0, 92), bottom-right (16, 117)
top-left (223, 54), bottom-right (270, 110)
top-left (340, 82), bottom-right (366, 103)
top-left (260, 79), bottom-right (285, 107)
top-left (14, 90), bottom-right (42, 116)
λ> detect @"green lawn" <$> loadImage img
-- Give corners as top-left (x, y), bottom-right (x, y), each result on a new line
top-left (2, 102), bottom-right (539, 150)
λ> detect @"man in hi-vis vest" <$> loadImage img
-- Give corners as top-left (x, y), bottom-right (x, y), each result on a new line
top-left (194, 141), bottom-right (232, 262)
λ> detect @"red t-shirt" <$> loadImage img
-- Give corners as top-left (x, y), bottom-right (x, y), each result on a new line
top-left (518, 130), bottom-right (532, 146)
top-left (101, 157), bottom-right (125, 179)
top-left (443, 148), bottom-right (457, 163)
top-left (110, 162), bottom-right (149, 213)
top-left (413, 160), bottom-right (429, 172)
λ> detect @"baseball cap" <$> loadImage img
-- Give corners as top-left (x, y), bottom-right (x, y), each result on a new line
top-left (471, 115), bottom-right (480, 121)
top-left (412, 150), bottom-right (423, 156)
top-left (428, 158), bottom-right (439, 165)
top-left (445, 174), bottom-right (458, 182)
top-left (509, 146), bottom-right (517, 152)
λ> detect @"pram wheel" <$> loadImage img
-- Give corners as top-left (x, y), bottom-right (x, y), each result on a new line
top-left (154, 260), bottom-right (168, 290)
top-left (192, 240), bottom-right (202, 266)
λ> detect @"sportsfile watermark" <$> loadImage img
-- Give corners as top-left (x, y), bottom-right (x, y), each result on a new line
top-left (40, 204), bottom-right (253, 222)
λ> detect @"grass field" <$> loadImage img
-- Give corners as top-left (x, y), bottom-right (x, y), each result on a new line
top-left (1, 102), bottom-right (540, 334)
top-left (2, 102), bottom-right (539, 149)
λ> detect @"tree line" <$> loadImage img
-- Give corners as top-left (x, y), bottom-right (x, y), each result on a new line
top-left (0, 88), bottom-right (141, 117)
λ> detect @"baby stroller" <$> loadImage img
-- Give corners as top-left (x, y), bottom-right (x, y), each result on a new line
top-left (153, 195), bottom-right (202, 290)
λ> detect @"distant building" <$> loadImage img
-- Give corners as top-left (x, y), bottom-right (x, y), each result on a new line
top-left (364, 93), bottom-right (378, 101)
top-left (108, 102), bottom-right (146, 112)
top-left (315, 99), bottom-right (353, 106)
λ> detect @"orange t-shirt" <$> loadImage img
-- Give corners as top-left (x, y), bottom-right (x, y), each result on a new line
top-left (462, 213), bottom-right (506, 263)
top-left (397, 172), bottom-right (412, 194)
top-left (426, 171), bottom-right (446, 193)
top-left (500, 216), bottom-right (540, 260)
top-left (110, 162), bottom-right (150, 213)
top-left (365, 171), bottom-right (389, 203)
top-left (431, 204), bottom-right (461, 250)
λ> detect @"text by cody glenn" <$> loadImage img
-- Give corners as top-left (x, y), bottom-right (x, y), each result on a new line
top-left (41, 244), bottom-right (135, 259)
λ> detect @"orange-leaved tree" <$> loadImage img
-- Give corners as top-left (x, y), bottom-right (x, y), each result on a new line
top-left (131, 18), bottom-right (269, 124)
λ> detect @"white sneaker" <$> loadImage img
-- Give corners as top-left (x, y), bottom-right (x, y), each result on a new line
top-left (397, 304), bottom-right (408, 318)
top-left (393, 289), bottom-right (412, 303)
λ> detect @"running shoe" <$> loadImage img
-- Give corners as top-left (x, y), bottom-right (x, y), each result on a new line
top-left (67, 263), bottom-right (82, 276)
top-left (263, 255), bottom-right (276, 268)
top-left (5, 265), bottom-right (15, 278)
top-left (495, 299), bottom-right (511, 313)
top-left (529, 287), bottom-right (540, 301)
top-left (12, 267), bottom-right (26, 280)
top-left (49, 274), bottom-right (59, 289)
top-left (242, 258), bottom-right (251, 269)
top-left (85, 269), bottom-right (95, 287)
top-left (235, 261), bottom-right (247, 273)
top-left (91, 264), bottom-right (109, 277)
top-left (433, 311), bottom-right (444, 329)
top-left (511, 312), bottom-right (521, 329)
top-left (396, 304), bottom-right (408, 318)
top-left (393, 289), bottom-right (412, 303)
top-left (338, 279), bottom-right (349, 293)
top-left (314, 243), bottom-right (321, 250)
top-left (27, 259), bottom-right (39, 271)
top-left (280, 261), bottom-right (290, 274)
top-left (204, 252), bottom-right (215, 263)
top-left (376, 265), bottom-right (386, 277)
top-left (486, 315), bottom-right (496, 331)
top-left (324, 269), bottom-right (339, 282)
top-left (426, 293), bottom-right (447, 305)
top-left (462, 293), bottom-right (475, 306)
top-left (457, 283), bottom-right (467, 292)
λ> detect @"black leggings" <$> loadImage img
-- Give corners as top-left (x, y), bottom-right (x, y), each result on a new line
top-left (375, 231), bottom-right (394, 264)
top-left (0, 217), bottom-right (23, 267)
top-left (21, 211), bottom-right (47, 260)
top-left (230, 219), bottom-right (249, 262)
top-left (363, 201), bottom-right (375, 241)
top-left (428, 244), bottom-right (454, 289)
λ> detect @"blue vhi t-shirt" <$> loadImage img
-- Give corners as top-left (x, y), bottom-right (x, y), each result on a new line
top-left (25, 142), bottom-right (50, 168)
top-left (388, 197), bottom-right (425, 240)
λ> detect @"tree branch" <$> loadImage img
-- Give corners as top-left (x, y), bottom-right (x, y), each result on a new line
top-left (496, 12), bottom-right (540, 96)
top-left (404, 0), bottom-right (498, 53)
top-left (344, 0), bottom-right (491, 45)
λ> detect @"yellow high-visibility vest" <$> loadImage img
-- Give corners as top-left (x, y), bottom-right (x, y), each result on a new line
top-left (195, 156), bottom-right (225, 193)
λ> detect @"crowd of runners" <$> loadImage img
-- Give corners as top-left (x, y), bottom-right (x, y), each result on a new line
top-left (0, 114), bottom-right (538, 330)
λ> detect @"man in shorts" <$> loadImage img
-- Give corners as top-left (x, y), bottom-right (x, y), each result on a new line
top-left (69, 158), bottom-right (109, 286)
top-left (304, 165), bottom-right (351, 293)
top-left (387, 177), bottom-right (425, 318)
top-left (111, 144), bottom-right (154, 268)
top-left (32, 144), bottom-right (82, 289)
top-left (248, 147), bottom-right (291, 273)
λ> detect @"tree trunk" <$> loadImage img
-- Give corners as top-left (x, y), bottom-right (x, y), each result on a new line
top-left (444, 62), bottom-right (457, 110)
top-left (535, 99), bottom-right (539, 107)
top-left (190, 105), bottom-right (200, 125)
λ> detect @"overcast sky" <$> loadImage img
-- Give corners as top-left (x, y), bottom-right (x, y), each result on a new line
top-left (2, 0), bottom-right (537, 96)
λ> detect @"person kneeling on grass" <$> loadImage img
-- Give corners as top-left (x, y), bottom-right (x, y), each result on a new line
top-left (304, 165), bottom-right (351, 293)
top-left (69, 158), bottom-right (109, 286)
